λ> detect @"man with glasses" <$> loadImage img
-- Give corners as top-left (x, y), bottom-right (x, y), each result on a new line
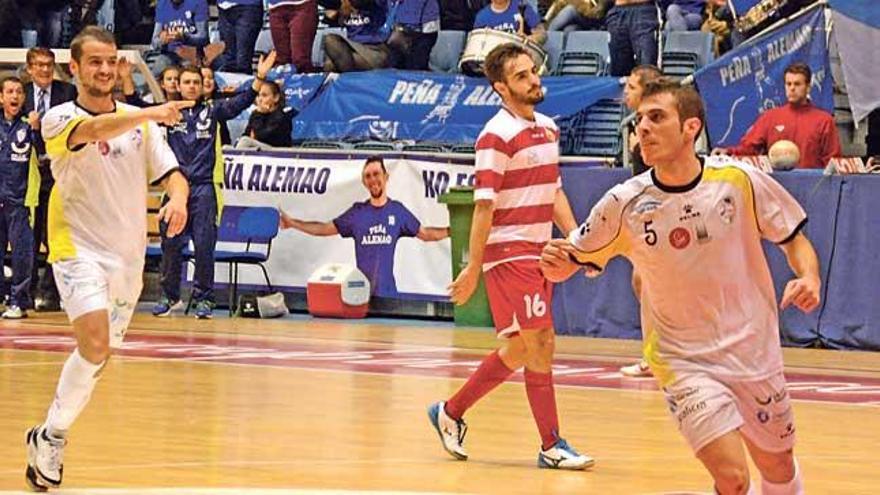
top-left (23, 47), bottom-right (77, 313)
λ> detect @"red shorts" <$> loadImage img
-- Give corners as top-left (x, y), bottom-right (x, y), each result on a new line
top-left (484, 259), bottom-right (554, 338)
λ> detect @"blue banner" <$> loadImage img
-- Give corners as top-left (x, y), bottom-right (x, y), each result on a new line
top-left (829, 0), bottom-right (880, 122)
top-left (693, 7), bottom-right (832, 147)
top-left (293, 70), bottom-right (622, 144)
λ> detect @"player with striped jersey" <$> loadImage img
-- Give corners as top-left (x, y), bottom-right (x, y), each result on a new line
top-left (541, 79), bottom-right (819, 494)
top-left (428, 43), bottom-right (593, 470)
top-left (24, 27), bottom-right (192, 492)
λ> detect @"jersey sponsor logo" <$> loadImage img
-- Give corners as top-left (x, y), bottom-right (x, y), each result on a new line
top-left (717, 196), bottom-right (736, 224)
top-left (669, 227), bottom-right (691, 249)
top-left (774, 125), bottom-right (785, 133)
top-left (362, 224), bottom-right (392, 245)
top-left (634, 197), bottom-right (662, 221)
top-left (678, 203), bottom-right (702, 222)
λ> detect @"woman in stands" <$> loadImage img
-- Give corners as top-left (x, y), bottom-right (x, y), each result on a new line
top-left (244, 80), bottom-right (295, 147)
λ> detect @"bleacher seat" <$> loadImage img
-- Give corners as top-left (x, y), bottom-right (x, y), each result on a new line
top-left (450, 144), bottom-right (475, 154)
top-left (661, 31), bottom-right (715, 79)
top-left (312, 28), bottom-right (346, 70)
top-left (429, 30), bottom-right (467, 73)
top-left (403, 143), bottom-right (448, 153)
top-left (300, 140), bottom-right (348, 150)
top-left (556, 31), bottom-right (611, 76)
top-left (353, 141), bottom-right (397, 151)
top-left (544, 31), bottom-right (564, 74)
top-left (563, 98), bottom-right (625, 156)
top-left (255, 29), bottom-right (274, 54)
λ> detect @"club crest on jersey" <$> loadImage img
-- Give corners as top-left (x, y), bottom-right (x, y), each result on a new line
top-left (196, 107), bottom-right (212, 138)
top-left (16, 128), bottom-right (27, 143)
top-left (388, 214), bottom-right (396, 226)
top-left (679, 203), bottom-right (701, 222)
top-left (717, 196), bottom-right (735, 224)
top-left (669, 227), bottom-right (691, 249)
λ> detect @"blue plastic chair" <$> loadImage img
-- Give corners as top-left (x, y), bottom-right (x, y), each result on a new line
top-left (184, 206), bottom-right (280, 315)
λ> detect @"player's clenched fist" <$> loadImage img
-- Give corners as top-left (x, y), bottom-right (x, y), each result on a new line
top-left (780, 275), bottom-right (821, 313)
top-left (540, 239), bottom-right (579, 282)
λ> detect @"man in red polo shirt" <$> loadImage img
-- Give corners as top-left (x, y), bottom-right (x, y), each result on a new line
top-left (714, 62), bottom-right (841, 169)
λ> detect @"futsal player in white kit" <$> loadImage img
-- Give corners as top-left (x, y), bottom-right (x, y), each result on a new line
top-left (541, 79), bottom-right (820, 494)
top-left (24, 26), bottom-right (192, 491)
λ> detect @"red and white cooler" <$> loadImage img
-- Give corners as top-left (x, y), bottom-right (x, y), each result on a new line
top-left (306, 263), bottom-right (371, 318)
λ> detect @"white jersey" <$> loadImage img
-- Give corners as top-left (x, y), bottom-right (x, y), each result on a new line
top-left (569, 159), bottom-right (807, 386)
top-left (42, 101), bottom-right (179, 269)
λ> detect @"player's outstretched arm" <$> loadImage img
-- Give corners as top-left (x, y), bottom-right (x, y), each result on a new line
top-left (448, 200), bottom-right (493, 305)
top-left (68, 100), bottom-right (195, 147)
top-left (416, 226), bottom-right (450, 242)
top-left (778, 232), bottom-right (821, 313)
top-left (278, 209), bottom-right (338, 236)
top-left (158, 170), bottom-right (190, 238)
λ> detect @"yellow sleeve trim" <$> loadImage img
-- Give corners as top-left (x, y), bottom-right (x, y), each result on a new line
top-left (45, 116), bottom-right (87, 160)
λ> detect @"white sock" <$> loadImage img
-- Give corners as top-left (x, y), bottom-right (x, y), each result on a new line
top-left (761, 458), bottom-right (803, 495)
top-left (45, 348), bottom-right (104, 437)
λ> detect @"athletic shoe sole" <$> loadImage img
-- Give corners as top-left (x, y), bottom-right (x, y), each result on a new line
top-left (427, 403), bottom-right (467, 461)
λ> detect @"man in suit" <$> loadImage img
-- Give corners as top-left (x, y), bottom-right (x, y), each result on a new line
top-left (23, 46), bottom-right (77, 312)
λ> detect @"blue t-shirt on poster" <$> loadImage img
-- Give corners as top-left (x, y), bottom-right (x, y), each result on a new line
top-left (473, 0), bottom-right (541, 34)
top-left (155, 0), bottom-right (209, 49)
top-left (333, 199), bottom-right (421, 298)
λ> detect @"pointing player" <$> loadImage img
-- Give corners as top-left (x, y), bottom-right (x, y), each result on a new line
top-left (25, 26), bottom-right (191, 491)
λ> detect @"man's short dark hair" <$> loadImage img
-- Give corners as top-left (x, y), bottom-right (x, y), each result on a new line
top-left (0, 76), bottom-right (23, 92)
top-left (784, 62), bottom-right (811, 83)
top-left (631, 64), bottom-right (662, 86)
top-left (364, 155), bottom-right (386, 174)
top-left (484, 43), bottom-right (530, 86)
top-left (26, 47), bottom-right (55, 66)
top-left (641, 78), bottom-right (706, 132)
top-left (179, 66), bottom-right (203, 82)
top-left (70, 26), bottom-right (116, 63)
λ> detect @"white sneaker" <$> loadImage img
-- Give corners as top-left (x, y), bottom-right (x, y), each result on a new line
top-left (427, 401), bottom-right (468, 460)
top-left (620, 360), bottom-right (653, 378)
top-left (537, 438), bottom-right (595, 470)
top-left (3, 305), bottom-right (26, 319)
top-left (25, 425), bottom-right (66, 490)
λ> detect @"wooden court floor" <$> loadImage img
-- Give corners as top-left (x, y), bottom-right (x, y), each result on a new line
top-left (1, 311), bottom-right (878, 494)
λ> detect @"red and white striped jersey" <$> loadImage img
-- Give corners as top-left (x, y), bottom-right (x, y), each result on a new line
top-left (474, 107), bottom-right (561, 270)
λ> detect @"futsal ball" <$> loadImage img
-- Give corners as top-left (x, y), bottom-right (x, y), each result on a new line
top-left (768, 140), bottom-right (800, 170)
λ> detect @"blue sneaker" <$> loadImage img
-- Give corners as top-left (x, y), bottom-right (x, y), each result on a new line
top-left (427, 401), bottom-right (468, 460)
top-left (151, 297), bottom-right (182, 317)
top-left (537, 438), bottom-right (594, 470)
top-left (194, 301), bottom-right (214, 319)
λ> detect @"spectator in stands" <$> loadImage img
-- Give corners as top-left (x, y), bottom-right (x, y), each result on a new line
top-left (544, 0), bottom-right (608, 32)
top-left (713, 63), bottom-right (842, 169)
top-left (439, 0), bottom-right (484, 31)
top-left (268, 0), bottom-right (319, 73)
top-left (19, 0), bottom-right (69, 48)
top-left (152, 0), bottom-right (224, 74)
top-left (623, 64), bottom-right (662, 175)
top-left (157, 66), bottom-right (182, 102)
top-left (244, 80), bottom-right (295, 147)
top-left (218, 0), bottom-right (264, 74)
top-left (702, 0), bottom-right (735, 56)
top-left (0, 76), bottom-right (39, 319)
top-left (474, 0), bottom-right (547, 46)
top-left (279, 156), bottom-right (450, 298)
top-left (23, 47), bottom-right (76, 313)
top-left (200, 66), bottom-right (234, 145)
top-left (323, 0), bottom-right (393, 72)
top-left (386, 0), bottom-right (441, 70)
top-left (153, 54), bottom-right (275, 319)
top-left (664, 0), bottom-right (704, 31)
top-left (606, 0), bottom-right (659, 76)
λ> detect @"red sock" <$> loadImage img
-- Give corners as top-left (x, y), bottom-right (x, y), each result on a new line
top-left (524, 369), bottom-right (560, 450)
top-left (445, 350), bottom-right (515, 420)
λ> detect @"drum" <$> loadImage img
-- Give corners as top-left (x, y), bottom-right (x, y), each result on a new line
top-left (458, 28), bottom-right (548, 76)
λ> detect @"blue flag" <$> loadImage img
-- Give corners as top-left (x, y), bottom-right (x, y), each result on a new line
top-left (829, 0), bottom-right (880, 122)
top-left (693, 6), bottom-right (832, 147)
top-left (293, 70), bottom-right (621, 143)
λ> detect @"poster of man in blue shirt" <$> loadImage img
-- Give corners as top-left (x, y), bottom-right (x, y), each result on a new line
top-left (279, 156), bottom-right (449, 298)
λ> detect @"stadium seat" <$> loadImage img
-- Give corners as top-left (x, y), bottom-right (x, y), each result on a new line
top-left (300, 140), bottom-right (349, 149)
top-left (255, 29), bottom-right (274, 54)
top-left (429, 30), bottom-right (467, 73)
top-left (556, 31), bottom-right (611, 76)
top-left (312, 28), bottom-right (346, 70)
top-left (353, 141), bottom-right (397, 151)
top-left (544, 31), bottom-right (564, 74)
top-left (403, 143), bottom-right (448, 153)
top-left (563, 98), bottom-right (625, 156)
top-left (450, 144), bottom-right (476, 154)
top-left (661, 31), bottom-right (715, 79)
